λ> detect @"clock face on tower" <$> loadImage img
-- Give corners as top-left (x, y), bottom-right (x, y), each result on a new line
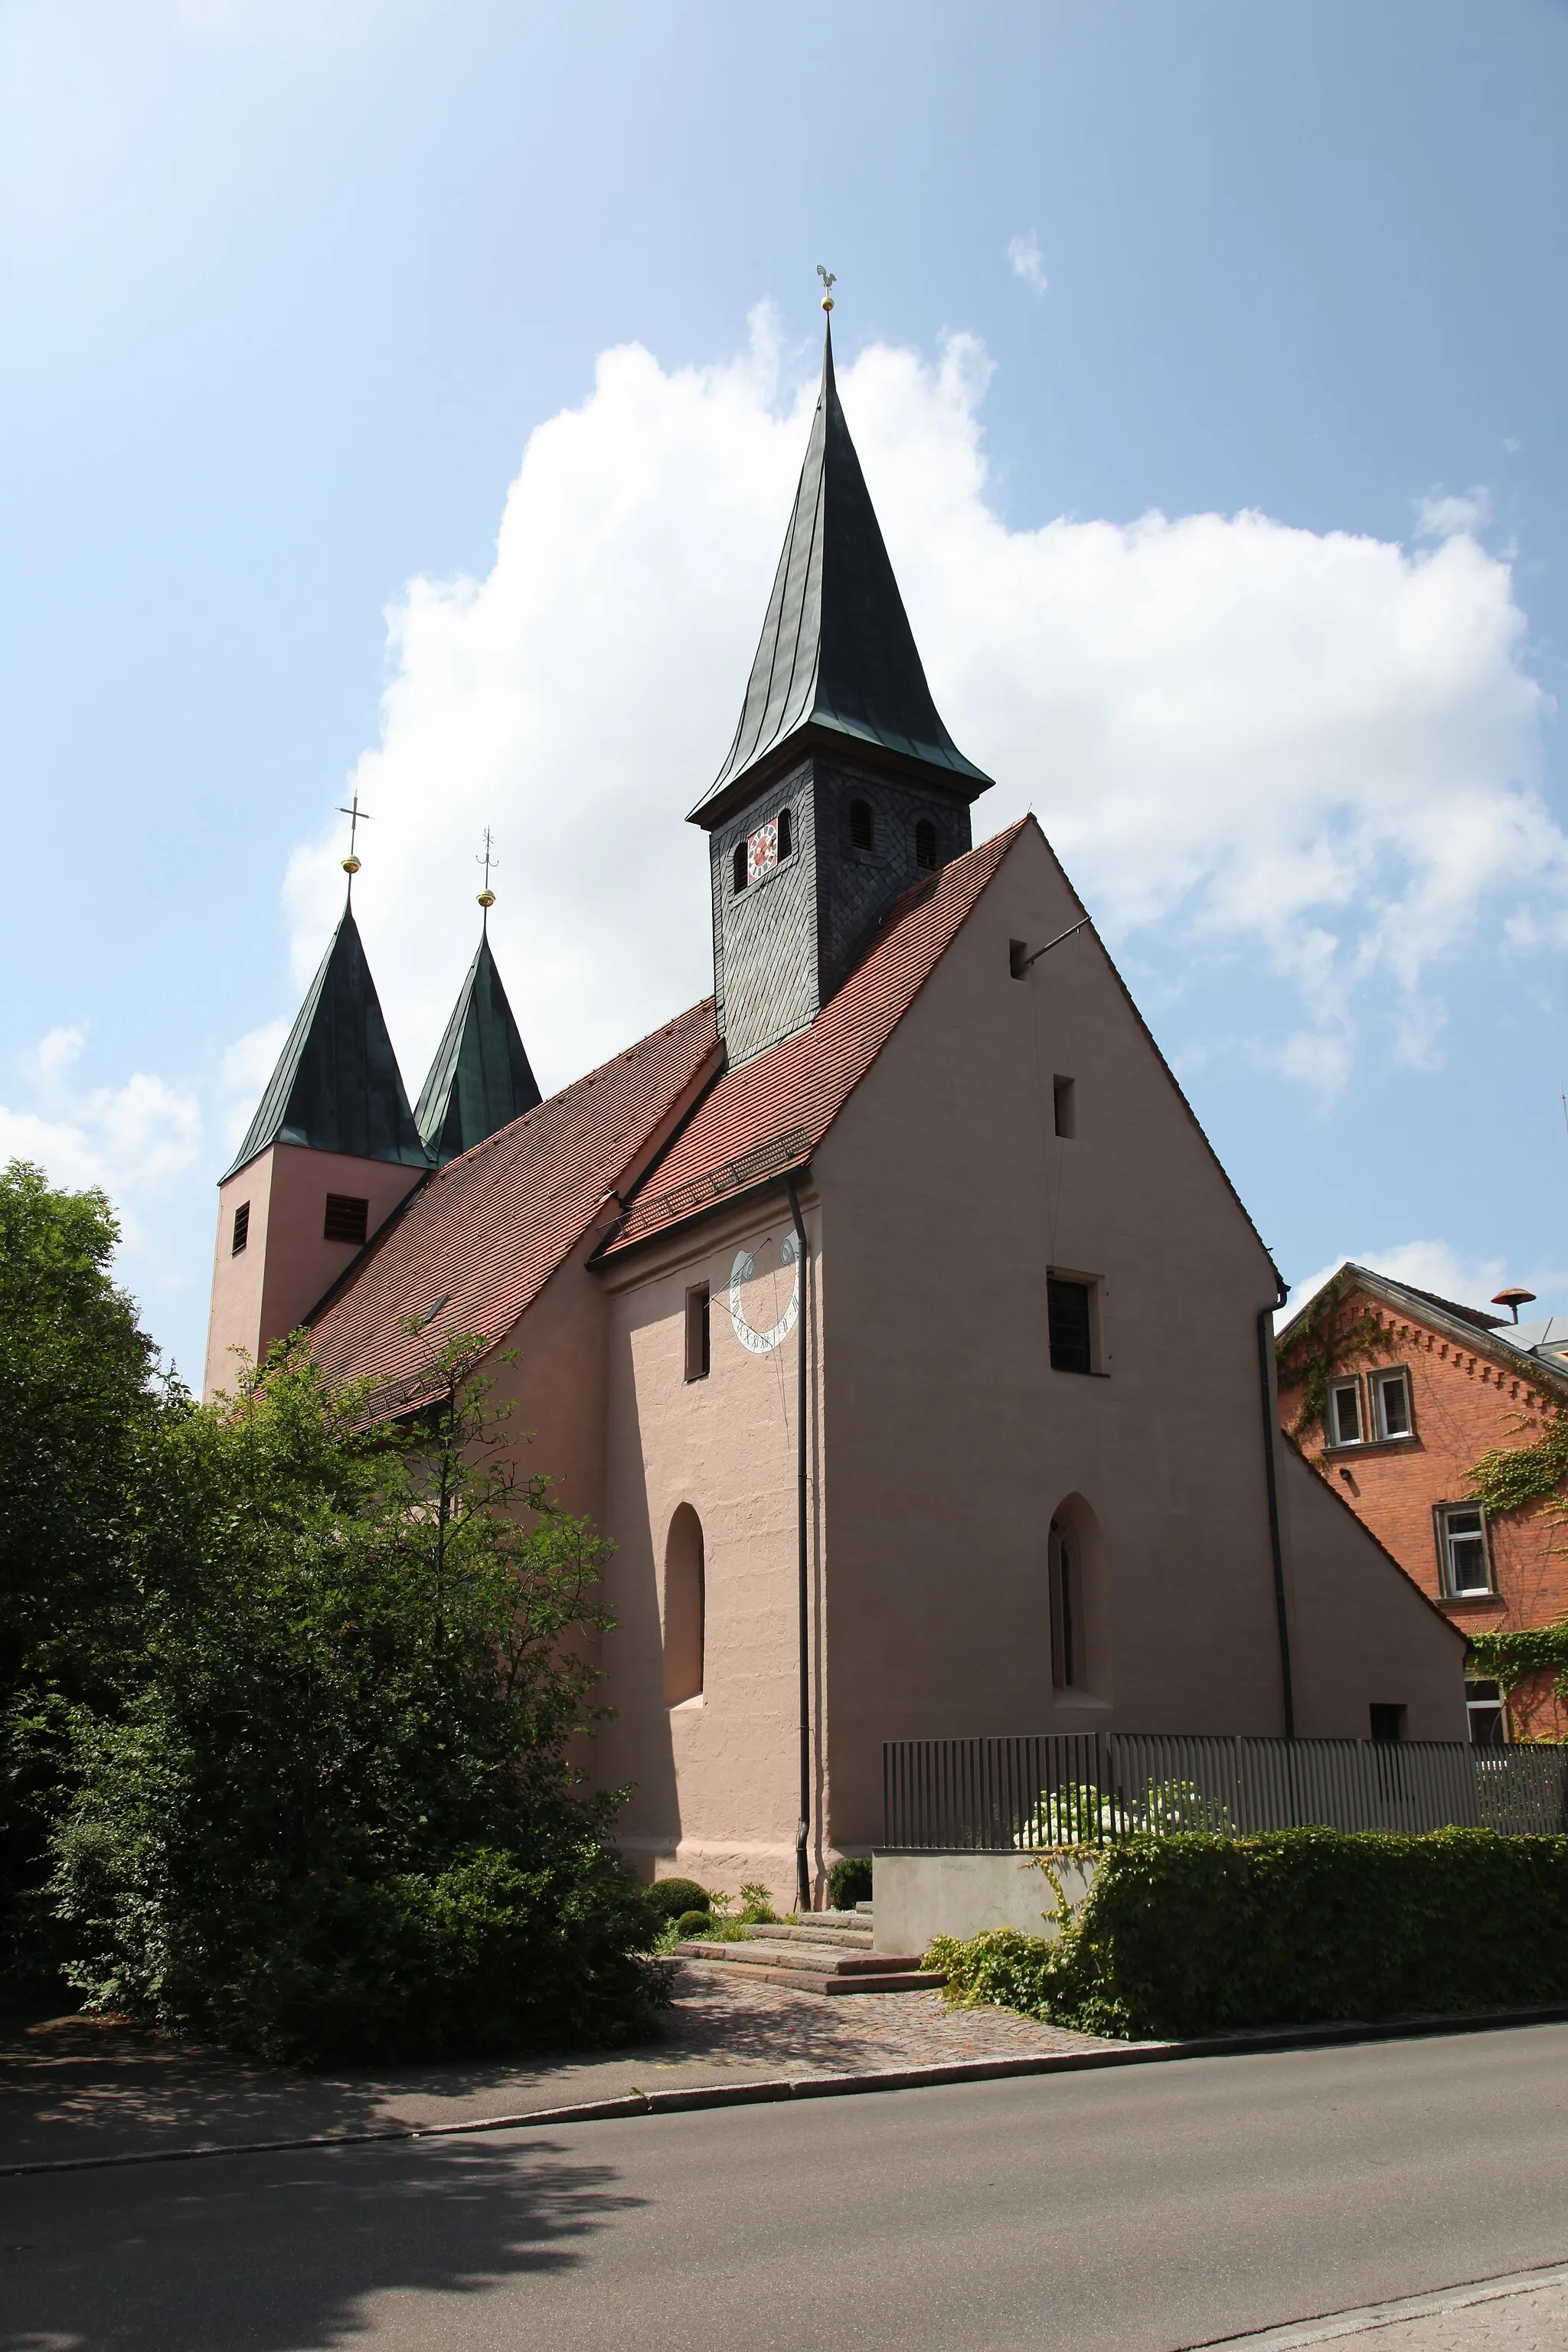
top-left (728, 1232), bottom-right (801, 1354)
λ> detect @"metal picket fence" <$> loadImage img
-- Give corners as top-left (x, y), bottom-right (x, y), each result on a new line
top-left (881, 1732), bottom-right (1568, 1849)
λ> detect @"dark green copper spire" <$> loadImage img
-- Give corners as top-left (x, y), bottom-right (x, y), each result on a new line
top-left (223, 906), bottom-right (430, 1182)
top-left (689, 314), bottom-right (991, 831)
top-left (415, 927), bottom-right (541, 1166)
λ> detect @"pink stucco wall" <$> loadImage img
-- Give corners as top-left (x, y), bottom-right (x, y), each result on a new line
top-left (590, 823), bottom-right (1466, 1908)
top-left (203, 1145), bottom-right (424, 1400)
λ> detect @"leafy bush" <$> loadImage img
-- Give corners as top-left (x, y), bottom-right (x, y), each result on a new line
top-left (644, 1877), bottom-right (710, 1922)
top-left (44, 1332), bottom-right (666, 2063)
top-left (828, 1856), bottom-right (873, 1909)
top-left (738, 1881), bottom-right (777, 1922)
top-left (933, 1831), bottom-right (1568, 2041)
top-left (676, 1909), bottom-right (713, 1937)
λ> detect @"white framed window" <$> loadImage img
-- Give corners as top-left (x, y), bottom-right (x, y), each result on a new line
top-left (1465, 1678), bottom-right (1507, 1748)
top-left (1328, 1377), bottom-right (1364, 1447)
top-left (1438, 1504), bottom-right (1491, 1596)
top-left (1370, 1367), bottom-right (1413, 1441)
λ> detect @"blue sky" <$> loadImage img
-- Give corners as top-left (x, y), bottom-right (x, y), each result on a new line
top-left (4, 0), bottom-right (1568, 1377)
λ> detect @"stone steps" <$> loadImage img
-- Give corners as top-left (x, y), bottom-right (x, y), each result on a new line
top-left (676, 1906), bottom-right (942, 1997)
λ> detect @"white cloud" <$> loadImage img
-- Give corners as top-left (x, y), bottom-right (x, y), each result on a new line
top-left (1007, 230), bottom-right (1048, 296)
top-left (1279, 1240), bottom-right (1518, 1329)
top-left (1414, 485), bottom-right (1493, 541)
top-left (0, 1030), bottom-right (202, 1208)
top-left (281, 309), bottom-right (1558, 1107)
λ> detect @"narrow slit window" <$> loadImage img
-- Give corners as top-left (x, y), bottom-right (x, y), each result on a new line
top-left (1047, 1276), bottom-right (1093, 1375)
top-left (777, 806), bottom-right (792, 858)
top-left (684, 1284), bottom-right (710, 1381)
top-left (914, 818), bottom-right (937, 871)
top-left (849, 798), bottom-right (874, 851)
top-left (230, 1200), bottom-right (250, 1255)
top-left (732, 841), bottom-right (748, 893)
top-left (1053, 1076), bottom-right (1076, 1138)
top-left (1009, 939), bottom-right (1029, 980)
top-left (323, 1194), bottom-right (369, 1246)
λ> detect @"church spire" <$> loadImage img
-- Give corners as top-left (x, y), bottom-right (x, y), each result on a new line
top-left (223, 906), bottom-right (430, 1182)
top-left (415, 910), bottom-right (541, 1168)
top-left (690, 307), bottom-right (991, 832)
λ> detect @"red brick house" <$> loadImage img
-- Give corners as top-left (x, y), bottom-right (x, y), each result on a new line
top-left (1277, 1265), bottom-right (1568, 1743)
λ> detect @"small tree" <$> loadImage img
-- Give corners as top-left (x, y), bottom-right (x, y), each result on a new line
top-left (50, 1333), bottom-right (663, 2063)
top-left (0, 1161), bottom-right (167, 1945)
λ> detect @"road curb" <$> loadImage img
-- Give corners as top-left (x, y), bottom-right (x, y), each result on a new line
top-left (7, 1998), bottom-right (1568, 2180)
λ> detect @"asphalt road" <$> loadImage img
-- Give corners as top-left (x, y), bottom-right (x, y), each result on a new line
top-left (7, 2023), bottom-right (1568, 2351)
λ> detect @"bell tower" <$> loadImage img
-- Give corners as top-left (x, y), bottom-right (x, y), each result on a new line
top-left (687, 298), bottom-right (992, 1067)
top-left (203, 849), bottom-right (430, 1398)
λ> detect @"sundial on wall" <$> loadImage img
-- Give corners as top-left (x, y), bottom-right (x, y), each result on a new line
top-left (728, 1232), bottom-right (801, 1354)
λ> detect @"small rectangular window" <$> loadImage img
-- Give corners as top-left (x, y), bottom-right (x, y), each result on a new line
top-left (1053, 1076), bottom-right (1076, 1138)
top-left (1439, 1504), bottom-right (1491, 1596)
top-left (1369, 1703), bottom-right (1406, 1743)
top-left (1009, 939), bottom-right (1029, 980)
top-left (323, 1193), bottom-right (369, 1246)
top-left (1328, 1378), bottom-right (1364, 1446)
top-left (1466, 1678), bottom-right (1507, 1749)
top-left (230, 1200), bottom-right (250, 1255)
top-left (1372, 1367), bottom-right (1412, 1440)
top-left (1047, 1276), bottom-right (1093, 1375)
top-left (684, 1284), bottom-right (710, 1381)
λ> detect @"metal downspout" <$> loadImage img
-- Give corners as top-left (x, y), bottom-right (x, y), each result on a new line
top-left (784, 1172), bottom-right (812, 1913)
top-left (1256, 1279), bottom-right (1295, 1740)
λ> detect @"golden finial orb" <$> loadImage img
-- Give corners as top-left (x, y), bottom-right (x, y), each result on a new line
top-left (817, 263), bottom-right (836, 312)
top-left (477, 888), bottom-right (495, 910)
top-left (341, 854), bottom-right (361, 875)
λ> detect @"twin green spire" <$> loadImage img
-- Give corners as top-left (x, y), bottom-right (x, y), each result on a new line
top-left (224, 890), bottom-right (540, 1186)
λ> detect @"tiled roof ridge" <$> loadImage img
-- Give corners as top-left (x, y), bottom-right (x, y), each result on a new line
top-left (421, 1000), bottom-right (718, 1185)
top-left (600, 822), bottom-right (1026, 1258)
top-left (304, 998), bottom-right (721, 1406)
top-left (1278, 1263), bottom-right (1568, 1403)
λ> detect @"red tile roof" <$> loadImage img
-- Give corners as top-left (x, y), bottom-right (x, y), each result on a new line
top-left (309, 998), bottom-right (720, 1408)
top-left (599, 821), bottom-right (1026, 1257)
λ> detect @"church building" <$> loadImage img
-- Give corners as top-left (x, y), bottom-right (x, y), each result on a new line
top-left (205, 312), bottom-right (1467, 1906)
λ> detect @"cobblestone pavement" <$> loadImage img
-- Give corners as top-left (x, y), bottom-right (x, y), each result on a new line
top-left (0, 1960), bottom-right (1115, 2171)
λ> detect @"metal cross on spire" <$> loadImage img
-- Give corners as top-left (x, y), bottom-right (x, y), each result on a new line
top-left (816, 263), bottom-right (835, 312)
top-left (476, 827), bottom-right (498, 924)
top-left (337, 793), bottom-right (372, 898)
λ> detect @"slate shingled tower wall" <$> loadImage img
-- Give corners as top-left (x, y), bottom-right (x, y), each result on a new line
top-left (689, 321), bottom-right (992, 1067)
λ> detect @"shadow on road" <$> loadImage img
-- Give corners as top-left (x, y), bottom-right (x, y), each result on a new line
top-left (3, 2130), bottom-right (644, 2350)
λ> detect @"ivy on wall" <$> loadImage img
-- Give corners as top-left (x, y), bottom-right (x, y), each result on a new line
top-left (1467, 1620), bottom-right (1568, 1696)
top-left (1275, 1274), bottom-right (1391, 1445)
top-left (1468, 1413), bottom-right (1568, 1519)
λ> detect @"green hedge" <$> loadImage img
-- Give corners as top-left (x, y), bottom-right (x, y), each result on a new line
top-left (930, 1830), bottom-right (1568, 2041)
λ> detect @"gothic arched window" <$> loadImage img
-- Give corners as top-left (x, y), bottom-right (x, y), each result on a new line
top-left (663, 1504), bottom-right (706, 1707)
top-left (778, 805), bottom-right (792, 858)
top-left (914, 818), bottom-right (937, 871)
top-left (850, 799), bottom-right (875, 852)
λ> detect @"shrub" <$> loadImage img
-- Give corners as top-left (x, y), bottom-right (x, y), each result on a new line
top-left (738, 1881), bottom-right (776, 1923)
top-left (644, 1877), bottom-right (710, 1922)
top-left (933, 1830), bottom-right (1568, 2041)
top-left (828, 1856), bottom-right (873, 1910)
top-left (44, 1332), bottom-right (665, 2063)
top-left (675, 1909), bottom-right (713, 1937)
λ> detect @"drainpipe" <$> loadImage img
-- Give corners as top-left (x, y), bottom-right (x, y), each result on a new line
top-left (1256, 1277), bottom-right (1295, 1740)
top-left (783, 1172), bottom-right (812, 1913)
